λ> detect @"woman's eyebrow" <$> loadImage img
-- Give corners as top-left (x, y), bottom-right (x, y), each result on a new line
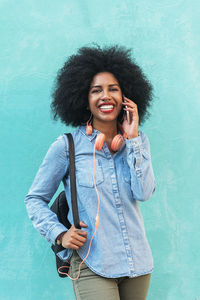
top-left (90, 84), bottom-right (120, 89)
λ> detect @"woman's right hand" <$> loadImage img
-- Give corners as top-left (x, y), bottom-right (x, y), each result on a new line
top-left (61, 221), bottom-right (88, 250)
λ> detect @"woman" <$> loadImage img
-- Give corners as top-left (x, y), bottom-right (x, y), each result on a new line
top-left (25, 45), bottom-right (156, 300)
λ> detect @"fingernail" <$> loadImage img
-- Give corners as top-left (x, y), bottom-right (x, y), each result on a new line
top-left (81, 221), bottom-right (87, 225)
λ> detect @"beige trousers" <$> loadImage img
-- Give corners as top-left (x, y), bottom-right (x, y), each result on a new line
top-left (70, 250), bottom-right (151, 300)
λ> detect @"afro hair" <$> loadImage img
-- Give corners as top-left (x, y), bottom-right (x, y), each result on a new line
top-left (51, 44), bottom-right (153, 127)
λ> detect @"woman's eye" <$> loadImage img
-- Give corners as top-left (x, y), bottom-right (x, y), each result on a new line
top-left (91, 88), bottom-right (118, 93)
top-left (92, 89), bottom-right (101, 93)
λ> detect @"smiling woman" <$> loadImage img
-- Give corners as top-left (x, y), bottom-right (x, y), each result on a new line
top-left (25, 45), bottom-right (156, 300)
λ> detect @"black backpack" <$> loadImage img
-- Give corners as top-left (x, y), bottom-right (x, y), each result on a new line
top-left (50, 133), bottom-right (81, 277)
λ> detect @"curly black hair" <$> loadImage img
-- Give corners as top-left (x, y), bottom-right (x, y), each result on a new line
top-left (51, 44), bottom-right (153, 127)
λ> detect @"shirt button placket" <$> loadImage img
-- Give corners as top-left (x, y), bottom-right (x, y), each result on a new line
top-left (108, 155), bottom-right (135, 275)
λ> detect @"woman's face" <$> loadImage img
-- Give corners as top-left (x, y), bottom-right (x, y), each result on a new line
top-left (88, 72), bottom-right (123, 124)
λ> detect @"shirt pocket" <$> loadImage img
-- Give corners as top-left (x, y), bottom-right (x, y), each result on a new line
top-left (122, 157), bottom-right (131, 183)
top-left (76, 158), bottom-right (104, 188)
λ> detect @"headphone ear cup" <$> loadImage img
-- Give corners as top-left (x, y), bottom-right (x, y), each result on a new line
top-left (95, 133), bottom-right (105, 151)
top-left (111, 134), bottom-right (124, 152)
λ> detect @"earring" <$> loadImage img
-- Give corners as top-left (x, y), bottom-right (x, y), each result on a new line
top-left (86, 114), bottom-right (93, 135)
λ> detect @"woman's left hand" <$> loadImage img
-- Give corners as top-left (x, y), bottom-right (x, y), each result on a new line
top-left (122, 96), bottom-right (139, 139)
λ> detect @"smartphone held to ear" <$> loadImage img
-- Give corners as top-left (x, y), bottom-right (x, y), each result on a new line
top-left (122, 95), bottom-right (131, 124)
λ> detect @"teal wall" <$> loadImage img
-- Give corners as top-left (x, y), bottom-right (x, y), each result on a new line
top-left (1, 1), bottom-right (200, 299)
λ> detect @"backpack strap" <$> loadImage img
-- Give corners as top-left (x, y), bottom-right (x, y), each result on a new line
top-left (65, 133), bottom-right (81, 229)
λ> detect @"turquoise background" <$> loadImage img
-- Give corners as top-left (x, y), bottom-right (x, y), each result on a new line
top-left (0, 0), bottom-right (200, 299)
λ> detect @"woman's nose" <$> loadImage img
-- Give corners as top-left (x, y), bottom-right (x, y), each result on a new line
top-left (102, 90), bottom-right (111, 99)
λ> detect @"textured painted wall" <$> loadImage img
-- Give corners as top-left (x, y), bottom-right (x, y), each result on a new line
top-left (0, 0), bottom-right (200, 299)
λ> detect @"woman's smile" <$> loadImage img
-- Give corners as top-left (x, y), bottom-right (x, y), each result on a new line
top-left (98, 102), bottom-right (115, 113)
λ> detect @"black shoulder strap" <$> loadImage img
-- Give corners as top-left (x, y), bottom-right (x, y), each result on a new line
top-left (65, 133), bottom-right (81, 229)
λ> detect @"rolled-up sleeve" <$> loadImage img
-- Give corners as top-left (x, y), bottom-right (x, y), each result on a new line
top-left (24, 135), bottom-right (69, 244)
top-left (126, 131), bottom-right (156, 201)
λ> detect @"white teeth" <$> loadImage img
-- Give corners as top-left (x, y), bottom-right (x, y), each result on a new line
top-left (99, 105), bottom-right (114, 110)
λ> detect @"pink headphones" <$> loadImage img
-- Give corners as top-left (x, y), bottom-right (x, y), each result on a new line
top-left (86, 121), bottom-right (127, 152)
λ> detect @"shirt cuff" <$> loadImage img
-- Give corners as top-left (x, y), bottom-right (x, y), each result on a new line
top-left (47, 223), bottom-right (68, 245)
top-left (126, 132), bottom-right (142, 150)
top-left (126, 132), bottom-right (143, 178)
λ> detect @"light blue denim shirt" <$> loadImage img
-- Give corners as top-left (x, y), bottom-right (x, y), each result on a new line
top-left (25, 126), bottom-right (156, 278)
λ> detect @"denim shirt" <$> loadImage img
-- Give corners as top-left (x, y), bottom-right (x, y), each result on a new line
top-left (25, 126), bottom-right (156, 278)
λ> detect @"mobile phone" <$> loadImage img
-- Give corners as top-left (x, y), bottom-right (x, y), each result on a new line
top-left (122, 95), bottom-right (131, 124)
